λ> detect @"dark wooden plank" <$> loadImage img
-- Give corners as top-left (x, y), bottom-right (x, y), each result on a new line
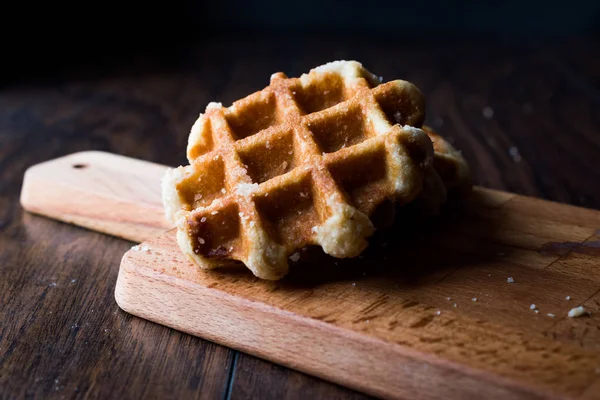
top-left (1, 37), bottom-right (599, 399)
top-left (228, 354), bottom-right (374, 400)
top-left (0, 103), bottom-right (232, 399)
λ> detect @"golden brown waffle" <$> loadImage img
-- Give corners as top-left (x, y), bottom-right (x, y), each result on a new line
top-left (162, 60), bottom-right (437, 280)
top-left (414, 126), bottom-right (472, 215)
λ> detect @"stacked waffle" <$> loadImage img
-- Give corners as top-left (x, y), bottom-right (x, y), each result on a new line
top-left (162, 61), bottom-right (471, 280)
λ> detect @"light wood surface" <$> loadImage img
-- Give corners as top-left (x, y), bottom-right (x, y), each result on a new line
top-left (20, 151), bottom-right (600, 399)
top-left (20, 151), bottom-right (172, 242)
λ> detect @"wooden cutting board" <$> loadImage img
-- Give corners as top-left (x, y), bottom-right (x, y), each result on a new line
top-left (20, 151), bottom-right (600, 400)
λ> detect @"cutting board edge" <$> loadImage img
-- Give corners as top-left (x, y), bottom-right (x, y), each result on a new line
top-left (114, 247), bottom-right (561, 400)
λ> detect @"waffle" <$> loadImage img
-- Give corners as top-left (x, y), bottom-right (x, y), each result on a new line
top-left (414, 126), bottom-right (472, 215)
top-left (162, 60), bottom-right (438, 280)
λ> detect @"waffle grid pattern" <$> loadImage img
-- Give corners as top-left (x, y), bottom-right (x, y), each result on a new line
top-left (163, 61), bottom-right (438, 280)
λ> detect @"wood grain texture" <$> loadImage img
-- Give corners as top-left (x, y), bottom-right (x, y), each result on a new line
top-left (20, 151), bottom-right (171, 242)
top-left (115, 187), bottom-right (600, 400)
top-left (2, 36), bottom-right (600, 399)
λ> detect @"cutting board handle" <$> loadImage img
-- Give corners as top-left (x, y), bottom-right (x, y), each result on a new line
top-left (20, 151), bottom-right (173, 242)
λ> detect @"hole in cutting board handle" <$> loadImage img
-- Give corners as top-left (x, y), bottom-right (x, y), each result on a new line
top-left (72, 163), bottom-right (88, 169)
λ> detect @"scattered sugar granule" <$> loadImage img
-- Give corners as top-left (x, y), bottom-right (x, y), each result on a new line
top-left (534, 310), bottom-right (539, 314)
top-left (214, 154), bottom-right (220, 160)
top-left (446, 297), bottom-right (452, 301)
top-left (508, 146), bottom-right (522, 163)
top-left (311, 226), bottom-right (318, 233)
top-left (201, 217), bottom-right (206, 223)
top-left (436, 311), bottom-right (441, 315)
top-left (211, 211), bottom-right (218, 215)
top-left (352, 282), bottom-right (356, 286)
top-left (452, 303), bottom-right (458, 308)
top-left (249, 221), bottom-right (255, 228)
top-left (507, 277), bottom-right (515, 283)
top-left (236, 182), bottom-right (259, 196)
top-left (530, 304), bottom-right (536, 310)
top-left (378, 76), bottom-right (383, 83)
top-left (198, 238), bottom-right (205, 244)
top-left (281, 161), bottom-right (288, 170)
top-left (266, 140), bottom-right (270, 149)
top-left (547, 313), bottom-right (555, 318)
top-left (299, 192), bottom-right (308, 198)
top-left (472, 297), bottom-right (477, 302)
top-left (194, 193), bottom-right (203, 201)
top-left (221, 188), bottom-right (227, 194)
top-left (289, 253), bottom-right (300, 262)
top-left (568, 306), bottom-right (587, 318)
top-left (482, 106), bottom-right (494, 119)
top-left (140, 245), bottom-right (150, 253)
top-left (565, 296), bottom-right (571, 301)
top-left (71, 279), bottom-right (77, 283)
top-left (49, 282), bottom-right (57, 287)
top-left (365, 320), bottom-right (370, 324)
top-left (131, 245), bottom-right (140, 251)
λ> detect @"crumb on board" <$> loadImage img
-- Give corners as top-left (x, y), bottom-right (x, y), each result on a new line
top-left (472, 297), bottom-right (477, 302)
top-left (534, 310), bottom-right (539, 314)
top-left (436, 311), bottom-right (441, 315)
top-left (507, 277), bottom-right (515, 283)
top-left (289, 253), bottom-right (300, 262)
top-left (565, 295), bottom-right (571, 301)
top-left (530, 304), bottom-right (536, 310)
top-left (568, 306), bottom-right (587, 318)
top-left (547, 313), bottom-right (555, 318)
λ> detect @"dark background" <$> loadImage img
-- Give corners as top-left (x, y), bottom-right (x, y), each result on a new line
top-left (3, 0), bottom-right (600, 83)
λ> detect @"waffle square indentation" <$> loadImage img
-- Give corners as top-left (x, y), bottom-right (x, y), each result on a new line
top-left (327, 145), bottom-right (389, 210)
top-left (292, 73), bottom-right (348, 114)
top-left (308, 105), bottom-right (370, 153)
top-left (254, 173), bottom-right (319, 247)
top-left (177, 156), bottom-right (226, 209)
top-left (226, 92), bottom-right (281, 140)
top-left (237, 129), bottom-right (296, 184)
top-left (187, 203), bottom-right (241, 259)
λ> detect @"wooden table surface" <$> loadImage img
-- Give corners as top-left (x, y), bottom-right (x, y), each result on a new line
top-left (1, 37), bottom-right (599, 399)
